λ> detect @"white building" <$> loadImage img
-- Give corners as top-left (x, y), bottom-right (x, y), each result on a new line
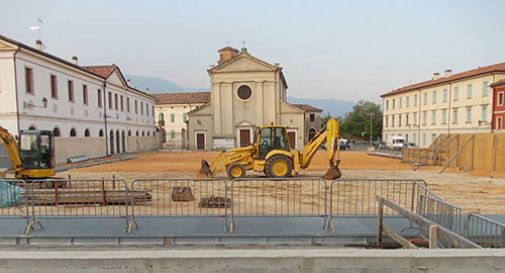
top-left (381, 63), bottom-right (505, 147)
top-left (153, 92), bottom-right (209, 149)
top-left (0, 34), bottom-right (159, 163)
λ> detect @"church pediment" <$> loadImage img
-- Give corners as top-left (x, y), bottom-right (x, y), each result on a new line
top-left (107, 69), bottom-right (128, 88)
top-left (210, 54), bottom-right (278, 73)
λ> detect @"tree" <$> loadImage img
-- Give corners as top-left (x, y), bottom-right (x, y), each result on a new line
top-left (340, 100), bottom-right (383, 141)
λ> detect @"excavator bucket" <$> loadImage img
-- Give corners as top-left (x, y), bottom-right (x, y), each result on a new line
top-left (199, 160), bottom-right (212, 177)
top-left (322, 160), bottom-right (342, 180)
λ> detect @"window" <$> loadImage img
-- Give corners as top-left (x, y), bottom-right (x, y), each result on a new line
top-left (70, 128), bottom-right (76, 137)
top-left (399, 97), bottom-right (403, 109)
top-left (309, 113), bottom-right (315, 122)
top-left (431, 110), bottom-right (436, 125)
top-left (50, 75), bottom-right (57, 98)
top-left (498, 92), bottom-right (504, 106)
top-left (442, 109), bottom-right (447, 125)
top-left (170, 130), bottom-right (176, 140)
top-left (84, 128), bottom-right (90, 137)
top-left (67, 80), bottom-right (74, 102)
top-left (413, 112), bottom-right (417, 126)
top-left (25, 67), bottom-right (34, 94)
top-left (497, 117), bottom-right (504, 130)
top-left (432, 134), bottom-right (436, 143)
top-left (97, 89), bottom-right (102, 108)
top-left (422, 134), bottom-right (426, 146)
top-left (422, 111), bottom-right (427, 125)
top-left (466, 107), bottom-right (472, 123)
top-left (126, 97), bottom-right (130, 112)
top-left (82, 85), bottom-right (88, 104)
top-left (237, 85), bottom-right (252, 100)
top-left (423, 93), bottom-right (428, 105)
top-left (108, 92), bottom-right (113, 109)
top-left (99, 129), bottom-right (104, 137)
top-left (385, 100), bottom-right (389, 110)
top-left (114, 94), bottom-right (118, 110)
top-left (443, 89), bottom-right (448, 103)
top-left (406, 96), bottom-right (409, 108)
top-left (405, 114), bottom-right (409, 126)
top-left (385, 115), bottom-right (388, 127)
top-left (141, 102), bottom-right (144, 115)
top-left (120, 95), bottom-right (124, 111)
top-left (453, 87), bottom-right (459, 101)
top-left (183, 113), bottom-right (188, 122)
top-left (392, 115), bottom-right (395, 127)
top-left (452, 108), bottom-right (458, 124)
top-left (398, 115), bottom-right (402, 127)
top-left (482, 81), bottom-right (489, 97)
top-left (392, 99), bottom-right (396, 109)
top-left (170, 113), bottom-right (175, 123)
top-left (413, 133), bottom-right (417, 145)
top-left (158, 113), bottom-right (165, 126)
top-left (135, 100), bottom-right (138, 114)
top-left (152, 105), bottom-right (155, 117)
top-left (467, 84), bottom-right (473, 99)
top-left (432, 91), bottom-right (437, 104)
top-left (146, 103), bottom-right (149, 116)
top-left (481, 105), bottom-right (488, 122)
top-left (414, 94), bottom-right (418, 107)
top-left (53, 127), bottom-right (61, 137)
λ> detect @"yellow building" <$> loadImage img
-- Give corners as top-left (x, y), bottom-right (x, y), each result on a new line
top-left (381, 62), bottom-right (505, 147)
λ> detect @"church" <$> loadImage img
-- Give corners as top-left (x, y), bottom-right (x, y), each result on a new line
top-left (187, 46), bottom-right (321, 150)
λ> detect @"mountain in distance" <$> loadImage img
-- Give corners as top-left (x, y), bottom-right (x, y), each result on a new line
top-left (287, 97), bottom-right (354, 118)
top-left (126, 75), bottom-right (207, 93)
top-left (127, 74), bottom-right (355, 117)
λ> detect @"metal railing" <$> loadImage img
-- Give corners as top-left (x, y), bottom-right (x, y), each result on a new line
top-left (25, 179), bottom-right (130, 231)
top-left (419, 195), bottom-right (505, 248)
top-left (128, 178), bottom-right (229, 233)
top-left (0, 179), bottom-right (39, 234)
top-left (228, 178), bottom-right (327, 232)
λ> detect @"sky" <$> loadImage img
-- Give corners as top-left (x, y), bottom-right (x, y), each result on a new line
top-left (0, 0), bottom-right (504, 103)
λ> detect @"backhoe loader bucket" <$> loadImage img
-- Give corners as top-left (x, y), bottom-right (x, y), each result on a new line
top-left (199, 160), bottom-right (212, 177)
top-left (322, 160), bottom-right (341, 180)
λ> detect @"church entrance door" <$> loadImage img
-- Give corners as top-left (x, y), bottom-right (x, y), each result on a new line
top-left (239, 129), bottom-right (251, 147)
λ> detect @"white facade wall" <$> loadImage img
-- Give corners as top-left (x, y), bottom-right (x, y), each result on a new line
top-left (155, 103), bottom-right (203, 148)
top-left (0, 37), bottom-right (157, 163)
top-left (383, 73), bottom-right (505, 147)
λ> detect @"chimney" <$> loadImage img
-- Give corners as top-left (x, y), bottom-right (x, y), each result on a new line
top-left (71, 56), bottom-right (78, 65)
top-left (432, 72), bottom-right (440, 80)
top-left (218, 46), bottom-right (239, 64)
top-left (444, 69), bottom-right (452, 78)
top-left (35, 39), bottom-right (44, 50)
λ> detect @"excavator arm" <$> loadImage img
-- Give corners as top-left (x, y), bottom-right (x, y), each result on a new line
top-left (0, 126), bottom-right (24, 175)
top-left (299, 118), bottom-right (341, 180)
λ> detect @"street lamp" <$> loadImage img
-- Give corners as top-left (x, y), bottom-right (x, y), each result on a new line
top-left (368, 112), bottom-right (375, 146)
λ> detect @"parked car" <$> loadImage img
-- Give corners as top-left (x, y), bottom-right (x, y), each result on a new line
top-left (404, 142), bottom-right (417, 148)
top-left (386, 136), bottom-right (405, 150)
top-left (339, 138), bottom-right (350, 150)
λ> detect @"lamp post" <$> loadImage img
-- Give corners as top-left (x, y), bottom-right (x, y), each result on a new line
top-left (368, 112), bottom-right (375, 146)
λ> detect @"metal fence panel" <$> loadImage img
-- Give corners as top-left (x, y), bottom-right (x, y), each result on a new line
top-left (329, 179), bottom-right (432, 218)
top-left (229, 178), bottom-right (327, 232)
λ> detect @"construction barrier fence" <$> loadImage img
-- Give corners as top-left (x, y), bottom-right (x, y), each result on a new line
top-left (0, 177), bottom-right (503, 247)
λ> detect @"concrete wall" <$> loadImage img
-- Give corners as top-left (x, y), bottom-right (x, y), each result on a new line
top-left (1, 249), bottom-right (505, 273)
top-left (55, 137), bottom-right (106, 164)
top-left (127, 135), bottom-right (162, 153)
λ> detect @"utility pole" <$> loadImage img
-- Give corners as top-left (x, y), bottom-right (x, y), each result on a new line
top-left (368, 113), bottom-right (375, 146)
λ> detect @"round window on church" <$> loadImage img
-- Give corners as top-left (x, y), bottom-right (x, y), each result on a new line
top-left (237, 85), bottom-right (252, 100)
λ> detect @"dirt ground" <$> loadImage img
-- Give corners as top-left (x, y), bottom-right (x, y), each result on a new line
top-left (61, 150), bottom-right (505, 214)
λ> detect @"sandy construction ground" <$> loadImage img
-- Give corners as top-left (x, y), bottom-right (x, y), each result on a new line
top-left (59, 150), bottom-right (505, 214)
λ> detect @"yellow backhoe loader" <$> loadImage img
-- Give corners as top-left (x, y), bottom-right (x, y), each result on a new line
top-left (199, 118), bottom-right (342, 180)
top-left (0, 126), bottom-right (56, 179)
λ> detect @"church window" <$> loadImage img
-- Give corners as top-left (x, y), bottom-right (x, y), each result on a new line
top-left (237, 85), bottom-right (252, 100)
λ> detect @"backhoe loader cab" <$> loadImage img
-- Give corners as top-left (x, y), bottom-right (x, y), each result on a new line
top-left (256, 126), bottom-right (291, 160)
top-left (18, 130), bottom-right (55, 174)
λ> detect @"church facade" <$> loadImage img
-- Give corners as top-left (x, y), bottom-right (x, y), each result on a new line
top-left (187, 46), bottom-right (321, 151)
